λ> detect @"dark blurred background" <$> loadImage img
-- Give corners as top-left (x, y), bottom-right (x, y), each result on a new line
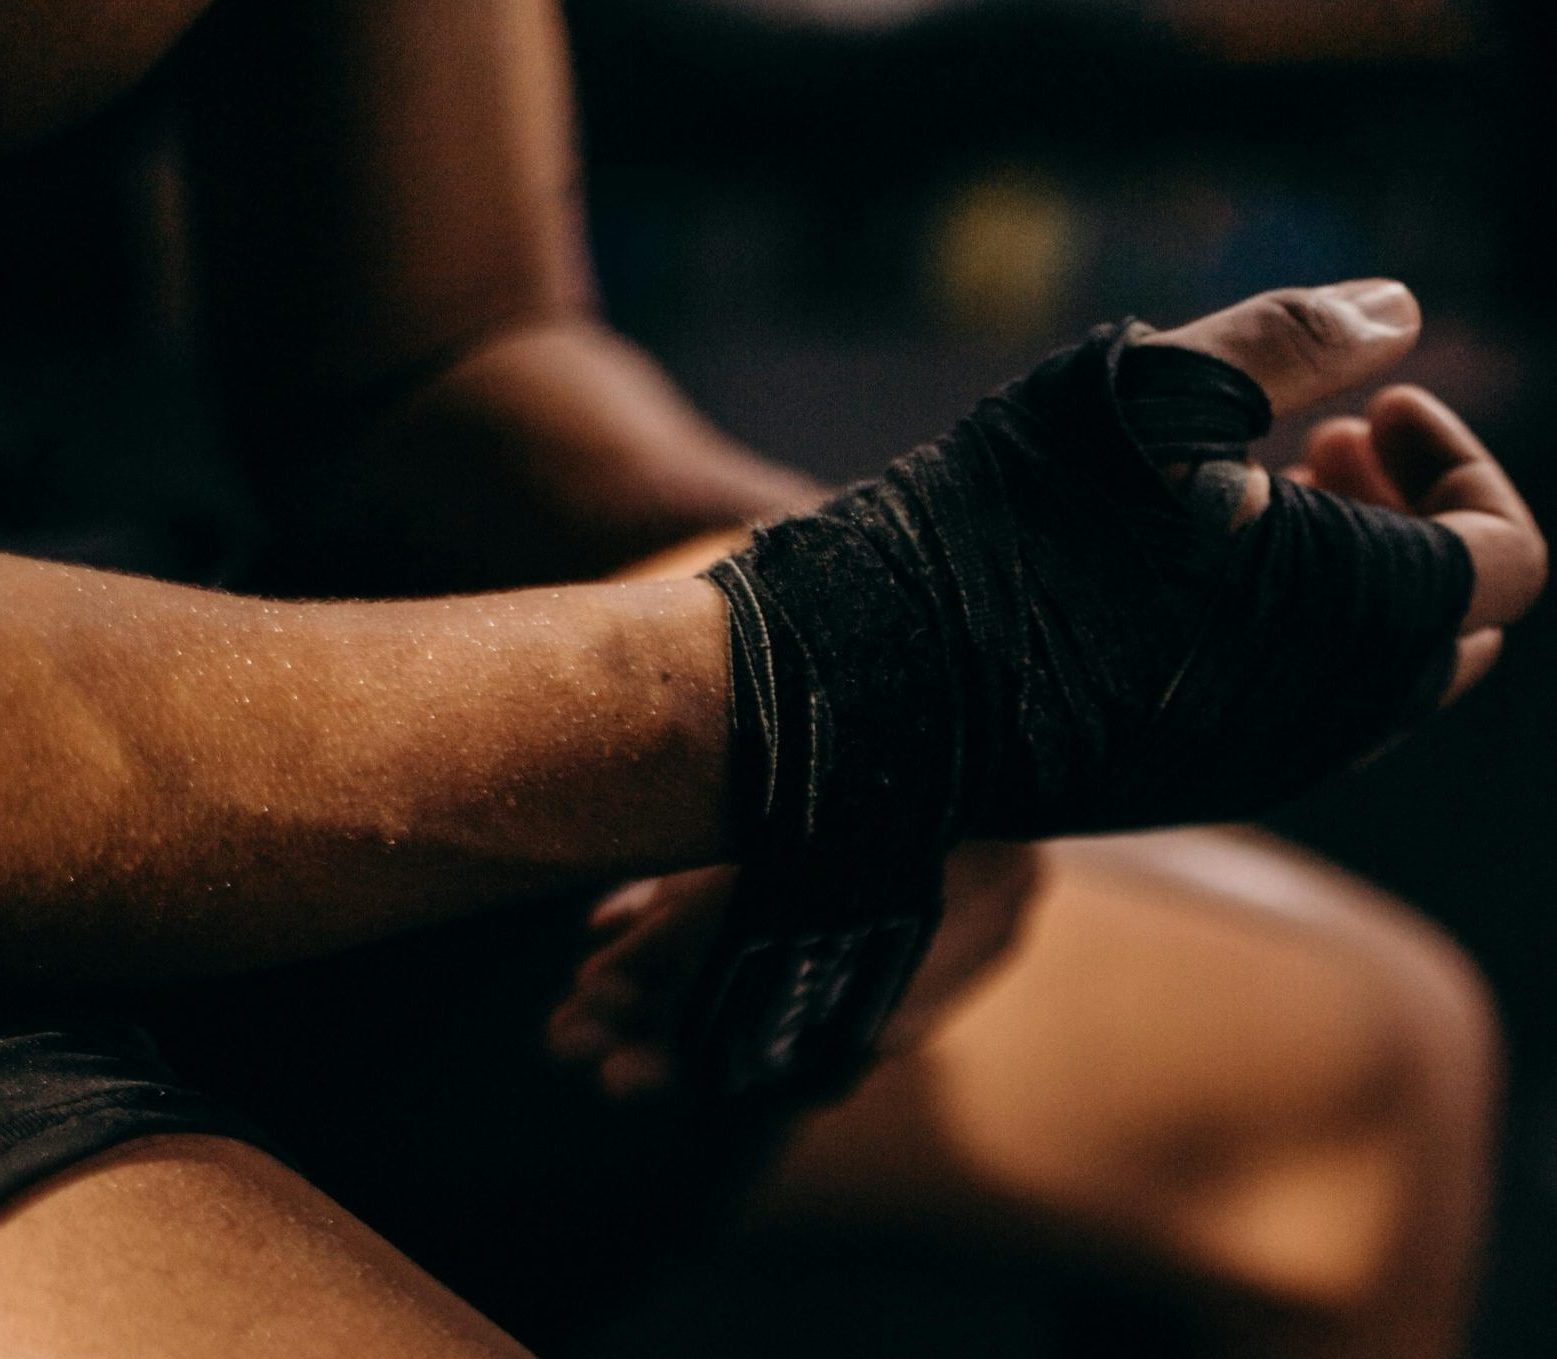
top-left (2, 0), bottom-right (1554, 1353)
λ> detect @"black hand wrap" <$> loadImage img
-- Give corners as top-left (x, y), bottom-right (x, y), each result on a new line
top-left (694, 321), bottom-right (1473, 1096)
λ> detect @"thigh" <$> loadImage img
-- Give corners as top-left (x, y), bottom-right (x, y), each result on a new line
top-left (135, 899), bottom-right (780, 1342)
top-left (0, 1133), bottom-right (537, 1358)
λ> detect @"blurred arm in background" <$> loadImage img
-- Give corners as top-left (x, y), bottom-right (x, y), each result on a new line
top-left (176, 0), bottom-right (821, 598)
top-left (0, 1), bottom-right (214, 151)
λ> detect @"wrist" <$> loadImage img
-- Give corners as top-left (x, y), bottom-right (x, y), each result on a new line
top-left (299, 579), bottom-right (734, 880)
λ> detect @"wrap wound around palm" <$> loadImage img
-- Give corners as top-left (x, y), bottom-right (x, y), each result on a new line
top-left (548, 281), bottom-right (1544, 1097)
top-left (711, 308), bottom-right (1471, 874)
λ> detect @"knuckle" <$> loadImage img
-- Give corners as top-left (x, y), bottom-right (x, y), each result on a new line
top-left (1491, 516), bottom-right (1549, 603)
top-left (1471, 518), bottom-right (1546, 624)
top-left (1256, 289), bottom-right (1350, 370)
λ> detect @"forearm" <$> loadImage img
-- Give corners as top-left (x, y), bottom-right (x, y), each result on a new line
top-left (0, 553), bottom-right (729, 984)
top-left (248, 319), bottom-right (822, 596)
top-left (0, 1), bottom-right (215, 150)
top-left (172, 0), bottom-right (819, 596)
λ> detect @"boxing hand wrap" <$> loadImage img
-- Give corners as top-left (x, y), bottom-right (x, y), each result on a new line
top-left (693, 322), bottom-right (1472, 1095)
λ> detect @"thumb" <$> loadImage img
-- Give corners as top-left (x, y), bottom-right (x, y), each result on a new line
top-left (1142, 280), bottom-right (1421, 418)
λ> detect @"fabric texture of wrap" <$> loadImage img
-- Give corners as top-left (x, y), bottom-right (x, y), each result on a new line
top-left (695, 321), bottom-right (1473, 1095)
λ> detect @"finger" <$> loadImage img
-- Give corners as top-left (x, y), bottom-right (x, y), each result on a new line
top-left (588, 878), bottom-right (660, 934)
top-left (562, 968), bottom-right (641, 1023)
top-left (1368, 385), bottom-right (1534, 522)
top-left (599, 1045), bottom-right (673, 1101)
top-left (1367, 385), bottom-right (1547, 631)
top-left (1144, 279), bottom-right (1420, 418)
top-left (1300, 416), bottom-right (1408, 510)
top-left (1441, 628), bottom-right (1503, 708)
top-left (546, 1006), bottom-right (613, 1064)
top-left (576, 914), bottom-right (689, 1008)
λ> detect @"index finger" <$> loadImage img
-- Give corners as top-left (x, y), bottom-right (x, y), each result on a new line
top-left (1368, 385), bottom-right (1547, 633)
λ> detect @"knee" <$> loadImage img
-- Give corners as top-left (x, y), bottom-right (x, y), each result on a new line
top-left (1180, 911), bottom-right (1500, 1316)
top-left (1374, 917), bottom-right (1502, 1141)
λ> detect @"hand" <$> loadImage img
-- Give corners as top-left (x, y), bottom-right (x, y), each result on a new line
top-left (550, 281), bottom-right (1546, 1098)
top-left (546, 841), bottom-right (1043, 1099)
top-left (1143, 280), bottom-right (1546, 701)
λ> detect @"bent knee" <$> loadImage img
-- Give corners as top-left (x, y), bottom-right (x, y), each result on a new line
top-left (1174, 906), bottom-right (1500, 1313)
top-left (914, 831), bottom-right (1500, 1313)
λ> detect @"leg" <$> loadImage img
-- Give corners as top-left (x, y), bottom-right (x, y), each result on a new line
top-left (752, 829), bottom-right (1499, 1358)
top-left (0, 1135), bottom-right (538, 1358)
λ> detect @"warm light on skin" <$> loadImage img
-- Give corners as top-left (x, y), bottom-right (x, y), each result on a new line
top-left (760, 829), bottom-right (1496, 1356)
top-left (0, 557), bottom-right (732, 982)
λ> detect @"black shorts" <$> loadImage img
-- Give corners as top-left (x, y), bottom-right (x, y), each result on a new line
top-left (0, 1013), bottom-right (283, 1196)
top-left (0, 896), bottom-right (785, 1342)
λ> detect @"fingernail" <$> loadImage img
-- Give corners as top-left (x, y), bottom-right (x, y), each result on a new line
top-left (605, 879), bottom-right (657, 912)
top-left (1344, 281), bottom-right (1417, 334)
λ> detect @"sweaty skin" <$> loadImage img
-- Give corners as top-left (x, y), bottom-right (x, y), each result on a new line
top-left (0, 561), bottom-right (732, 983)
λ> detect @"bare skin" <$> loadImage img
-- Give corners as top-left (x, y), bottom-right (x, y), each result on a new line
top-left (0, 564), bottom-right (732, 983)
top-left (0, 4), bottom-right (1544, 1359)
top-left (753, 830), bottom-right (1498, 1359)
top-left (0, 1136), bottom-right (541, 1359)
top-left (173, 0), bottom-right (821, 595)
top-left (1, 0), bottom-right (817, 979)
top-left (0, 1), bottom-right (215, 149)
top-left (0, 832), bottom-right (1499, 1359)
